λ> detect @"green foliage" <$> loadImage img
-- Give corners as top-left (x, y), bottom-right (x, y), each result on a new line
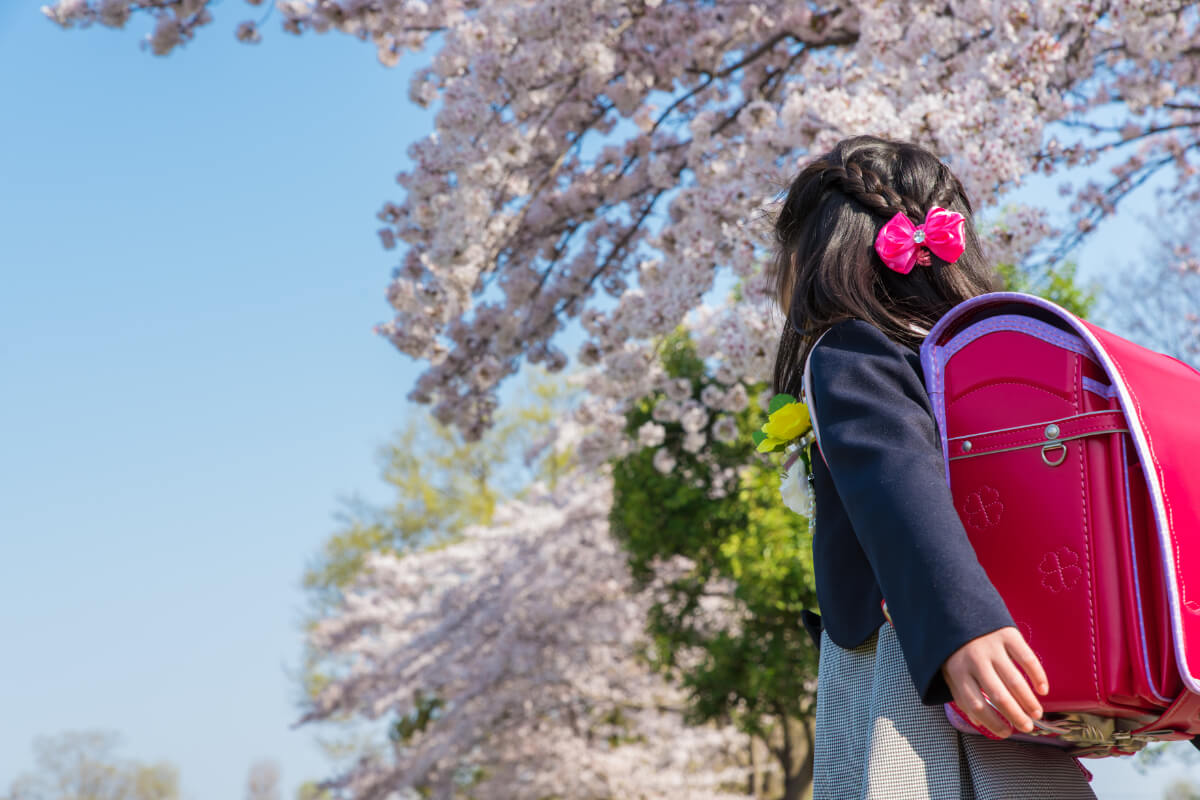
top-left (609, 328), bottom-right (818, 740)
top-left (389, 692), bottom-right (446, 745)
top-left (995, 259), bottom-right (1098, 320)
top-left (766, 392), bottom-right (797, 414)
top-left (295, 783), bottom-right (333, 800)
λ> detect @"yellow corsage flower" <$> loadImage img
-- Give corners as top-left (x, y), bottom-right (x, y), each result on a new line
top-left (752, 393), bottom-right (812, 453)
top-left (752, 392), bottom-right (816, 518)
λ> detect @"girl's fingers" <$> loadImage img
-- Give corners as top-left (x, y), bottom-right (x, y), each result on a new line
top-left (994, 653), bottom-right (1043, 721)
top-left (1005, 633), bottom-right (1049, 696)
top-left (976, 667), bottom-right (1034, 734)
top-left (941, 627), bottom-right (1053, 740)
top-left (960, 674), bottom-right (1014, 738)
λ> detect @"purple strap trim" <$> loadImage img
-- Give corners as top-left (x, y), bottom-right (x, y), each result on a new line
top-left (938, 314), bottom-right (1098, 366)
top-left (1123, 434), bottom-right (1174, 704)
top-left (1083, 377), bottom-right (1118, 398)
top-left (928, 342), bottom-right (951, 486)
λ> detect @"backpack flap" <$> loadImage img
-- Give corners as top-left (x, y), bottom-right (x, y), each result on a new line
top-left (1081, 318), bottom-right (1200, 696)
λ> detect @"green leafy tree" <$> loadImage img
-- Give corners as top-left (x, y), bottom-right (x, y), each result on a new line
top-left (997, 258), bottom-right (1097, 319)
top-left (608, 257), bottom-right (1096, 800)
top-left (610, 327), bottom-right (819, 800)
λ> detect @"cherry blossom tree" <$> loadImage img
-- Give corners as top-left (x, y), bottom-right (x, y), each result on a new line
top-left (4, 730), bottom-right (180, 800)
top-left (43, 3), bottom-right (1200, 795)
top-left (1101, 207), bottom-right (1200, 366)
top-left (245, 760), bottom-right (282, 800)
top-left (296, 469), bottom-right (762, 799)
top-left (42, 0), bottom-right (1200, 463)
top-left (1116, 256), bottom-right (1200, 366)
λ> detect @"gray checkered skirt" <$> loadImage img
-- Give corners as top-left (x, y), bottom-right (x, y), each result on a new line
top-left (813, 622), bottom-right (1097, 800)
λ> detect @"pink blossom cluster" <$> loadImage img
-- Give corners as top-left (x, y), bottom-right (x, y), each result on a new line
top-left (298, 469), bottom-right (759, 799)
top-left (43, 0), bottom-right (1200, 463)
top-left (610, 292), bottom-right (771, 498)
top-left (42, 0), bottom-right (216, 54)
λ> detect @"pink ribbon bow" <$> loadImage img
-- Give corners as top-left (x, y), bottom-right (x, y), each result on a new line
top-left (874, 206), bottom-right (966, 275)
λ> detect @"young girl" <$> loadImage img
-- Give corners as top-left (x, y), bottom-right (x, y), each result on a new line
top-left (770, 135), bottom-right (1097, 799)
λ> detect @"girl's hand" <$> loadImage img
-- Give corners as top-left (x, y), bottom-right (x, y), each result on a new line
top-left (940, 626), bottom-right (1049, 738)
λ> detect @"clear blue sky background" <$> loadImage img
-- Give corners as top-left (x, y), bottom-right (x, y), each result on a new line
top-left (0, 3), bottom-right (1193, 798)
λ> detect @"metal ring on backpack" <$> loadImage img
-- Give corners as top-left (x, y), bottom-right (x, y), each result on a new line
top-left (1042, 442), bottom-right (1068, 467)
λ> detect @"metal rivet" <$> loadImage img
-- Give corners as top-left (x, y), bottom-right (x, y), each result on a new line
top-left (961, 440), bottom-right (973, 452)
top-left (1045, 424), bottom-right (1061, 440)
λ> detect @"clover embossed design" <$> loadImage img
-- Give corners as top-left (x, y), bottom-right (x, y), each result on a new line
top-left (1038, 546), bottom-right (1083, 593)
top-left (961, 486), bottom-right (1004, 530)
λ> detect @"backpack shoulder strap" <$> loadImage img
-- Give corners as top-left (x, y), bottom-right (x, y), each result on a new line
top-left (801, 328), bottom-right (833, 456)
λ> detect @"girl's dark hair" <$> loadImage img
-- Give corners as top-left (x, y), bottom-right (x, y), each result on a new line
top-left (769, 134), bottom-right (1000, 399)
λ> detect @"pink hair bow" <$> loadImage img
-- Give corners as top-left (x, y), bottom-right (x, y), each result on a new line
top-left (874, 206), bottom-right (966, 275)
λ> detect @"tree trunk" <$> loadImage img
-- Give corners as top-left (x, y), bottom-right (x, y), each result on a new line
top-left (790, 715), bottom-right (815, 800)
top-left (773, 712), bottom-right (815, 800)
top-left (746, 736), bottom-right (761, 799)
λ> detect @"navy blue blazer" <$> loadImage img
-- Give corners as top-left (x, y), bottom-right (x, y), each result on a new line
top-left (804, 318), bottom-right (1014, 705)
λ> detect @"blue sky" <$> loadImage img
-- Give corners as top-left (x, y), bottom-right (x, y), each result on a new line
top-left (0, 3), bottom-right (1192, 798)
top-left (0, 4), bottom-right (437, 796)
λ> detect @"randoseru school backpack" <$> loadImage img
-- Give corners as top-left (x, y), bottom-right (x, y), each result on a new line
top-left (920, 291), bottom-right (1200, 757)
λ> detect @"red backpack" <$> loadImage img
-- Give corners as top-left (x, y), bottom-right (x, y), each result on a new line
top-left (922, 291), bottom-right (1200, 757)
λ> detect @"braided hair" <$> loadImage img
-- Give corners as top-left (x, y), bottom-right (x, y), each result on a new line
top-left (770, 135), bottom-right (1000, 401)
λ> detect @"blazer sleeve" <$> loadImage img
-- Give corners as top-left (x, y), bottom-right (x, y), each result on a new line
top-left (807, 319), bottom-right (1015, 705)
